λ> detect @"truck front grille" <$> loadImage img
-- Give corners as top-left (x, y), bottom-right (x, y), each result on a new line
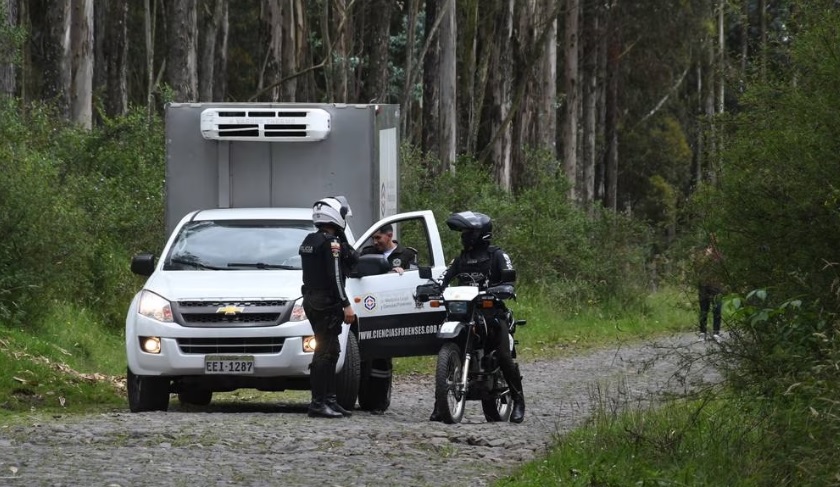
top-left (177, 336), bottom-right (285, 354)
top-left (174, 300), bottom-right (288, 328)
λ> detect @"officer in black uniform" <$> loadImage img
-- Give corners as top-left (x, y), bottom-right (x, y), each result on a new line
top-left (359, 223), bottom-right (418, 414)
top-left (429, 211), bottom-right (526, 423)
top-left (299, 196), bottom-right (358, 418)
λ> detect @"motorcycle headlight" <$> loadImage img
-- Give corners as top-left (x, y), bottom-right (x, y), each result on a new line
top-left (447, 302), bottom-right (469, 315)
top-left (290, 298), bottom-right (307, 321)
top-left (138, 290), bottom-right (174, 322)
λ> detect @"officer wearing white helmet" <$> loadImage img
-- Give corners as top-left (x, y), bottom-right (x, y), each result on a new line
top-left (299, 196), bottom-right (358, 418)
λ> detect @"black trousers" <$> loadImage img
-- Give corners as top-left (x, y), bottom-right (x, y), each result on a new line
top-left (698, 284), bottom-right (722, 334)
top-left (303, 292), bottom-right (343, 401)
top-left (483, 310), bottom-right (523, 394)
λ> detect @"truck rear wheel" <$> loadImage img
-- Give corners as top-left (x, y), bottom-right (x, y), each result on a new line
top-left (358, 359), bottom-right (392, 412)
top-left (335, 333), bottom-right (360, 411)
top-left (127, 367), bottom-right (171, 412)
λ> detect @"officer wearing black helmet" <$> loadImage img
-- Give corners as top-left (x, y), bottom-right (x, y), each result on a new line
top-left (429, 210), bottom-right (526, 423)
top-left (299, 196), bottom-right (358, 418)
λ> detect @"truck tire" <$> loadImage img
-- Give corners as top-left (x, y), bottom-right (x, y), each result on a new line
top-left (178, 389), bottom-right (212, 406)
top-left (358, 359), bottom-right (392, 412)
top-left (335, 333), bottom-right (360, 411)
top-left (127, 367), bottom-right (171, 412)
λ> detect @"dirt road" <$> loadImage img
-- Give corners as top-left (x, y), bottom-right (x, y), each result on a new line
top-left (0, 334), bottom-right (718, 487)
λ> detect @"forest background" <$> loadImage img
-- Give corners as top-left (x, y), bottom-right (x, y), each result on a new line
top-left (1, 0), bottom-right (839, 484)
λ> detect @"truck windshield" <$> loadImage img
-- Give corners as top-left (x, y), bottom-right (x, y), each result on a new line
top-left (164, 220), bottom-right (315, 271)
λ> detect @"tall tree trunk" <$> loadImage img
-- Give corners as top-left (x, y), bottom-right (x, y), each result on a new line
top-left (511, 0), bottom-right (536, 192)
top-left (421, 0), bottom-right (440, 157)
top-left (438, 0), bottom-right (456, 172)
top-left (704, 29), bottom-right (716, 184)
top-left (103, 0), bottom-right (128, 117)
top-left (562, 0), bottom-right (579, 201)
top-left (595, 5), bottom-right (607, 202)
top-left (759, 0), bottom-right (766, 81)
top-left (331, 0), bottom-right (353, 102)
top-left (261, 0), bottom-right (283, 102)
top-left (489, 0), bottom-right (513, 192)
top-left (400, 0), bottom-right (420, 141)
top-left (144, 0), bottom-right (155, 119)
top-left (0, 0), bottom-right (18, 96)
top-left (279, 0), bottom-right (301, 101)
top-left (581, 2), bottom-right (597, 208)
top-left (740, 0), bottom-right (748, 90)
top-left (693, 60), bottom-right (703, 187)
top-left (198, 0), bottom-right (224, 102)
top-left (43, 0), bottom-right (71, 118)
top-left (360, 0), bottom-right (391, 103)
top-left (212, 0), bottom-right (229, 102)
top-left (70, 0), bottom-right (93, 128)
top-left (165, 0), bottom-right (198, 102)
top-left (604, 28), bottom-right (619, 211)
top-left (538, 0), bottom-right (557, 158)
top-left (457, 0), bottom-right (478, 154)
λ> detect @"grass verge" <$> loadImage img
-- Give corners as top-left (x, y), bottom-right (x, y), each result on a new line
top-left (496, 394), bottom-right (769, 486)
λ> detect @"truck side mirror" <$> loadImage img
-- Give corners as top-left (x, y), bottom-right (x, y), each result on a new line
top-left (131, 253), bottom-right (156, 277)
top-left (499, 268), bottom-right (516, 283)
top-left (418, 266), bottom-right (432, 279)
top-left (352, 254), bottom-right (391, 277)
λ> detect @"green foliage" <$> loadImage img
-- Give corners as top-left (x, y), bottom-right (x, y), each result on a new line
top-left (718, 290), bottom-right (840, 484)
top-left (401, 145), bottom-right (654, 311)
top-left (705, 4), bottom-right (840, 306)
top-left (0, 100), bottom-right (164, 329)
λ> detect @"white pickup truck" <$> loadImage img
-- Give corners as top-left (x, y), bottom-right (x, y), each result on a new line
top-left (125, 103), bottom-right (447, 412)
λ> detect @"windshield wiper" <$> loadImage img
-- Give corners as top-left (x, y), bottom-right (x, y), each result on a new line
top-left (169, 257), bottom-right (225, 270)
top-left (227, 262), bottom-right (299, 270)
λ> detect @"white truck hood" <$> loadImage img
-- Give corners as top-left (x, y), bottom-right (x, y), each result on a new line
top-left (144, 270), bottom-right (303, 301)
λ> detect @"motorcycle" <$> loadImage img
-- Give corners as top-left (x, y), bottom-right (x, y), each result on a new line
top-left (415, 267), bottom-right (525, 424)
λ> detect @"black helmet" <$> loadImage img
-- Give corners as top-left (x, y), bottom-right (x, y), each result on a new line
top-left (446, 211), bottom-right (492, 249)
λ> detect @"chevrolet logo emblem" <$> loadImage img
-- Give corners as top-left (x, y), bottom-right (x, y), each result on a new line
top-left (216, 305), bottom-right (245, 316)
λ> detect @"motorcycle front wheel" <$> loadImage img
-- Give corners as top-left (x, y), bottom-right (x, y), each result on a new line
top-left (434, 342), bottom-right (467, 424)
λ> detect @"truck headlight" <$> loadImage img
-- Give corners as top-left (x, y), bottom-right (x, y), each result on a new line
top-left (138, 290), bottom-right (174, 322)
top-left (290, 299), bottom-right (306, 321)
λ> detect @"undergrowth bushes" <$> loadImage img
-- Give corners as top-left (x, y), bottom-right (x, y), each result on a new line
top-left (0, 100), bottom-right (164, 329)
top-left (401, 145), bottom-right (653, 313)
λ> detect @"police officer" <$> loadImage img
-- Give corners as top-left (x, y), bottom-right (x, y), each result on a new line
top-left (299, 196), bottom-right (358, 418)
top-left (359, 223), bottom-right (418, 414)
top-left (429, 211), bottom-right (526, 423)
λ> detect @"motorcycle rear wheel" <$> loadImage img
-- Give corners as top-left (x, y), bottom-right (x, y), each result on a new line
top-left (481, 388), bottom-right (513, 422)
top-left (434, 342), bottom-right (466, 424)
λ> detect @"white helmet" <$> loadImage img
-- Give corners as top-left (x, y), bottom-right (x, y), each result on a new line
top-left (312, 196), bottom-right (352, 230)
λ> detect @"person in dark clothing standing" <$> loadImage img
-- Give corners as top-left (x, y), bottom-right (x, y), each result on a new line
top-left (429, 211), bottom-right (526, 424)
top-left (693, 234), bottom-right (725, 343)
top-left (359, 223), bottom-right (417, 414)
top-left (299, 196), bottom-right (358, 418)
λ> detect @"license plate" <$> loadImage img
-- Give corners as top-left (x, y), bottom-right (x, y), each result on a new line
top-left (204, 355), bottom-right (255, 375)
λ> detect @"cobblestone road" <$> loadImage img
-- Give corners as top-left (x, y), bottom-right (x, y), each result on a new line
top-left (0, 334), bottom-right (718, 487)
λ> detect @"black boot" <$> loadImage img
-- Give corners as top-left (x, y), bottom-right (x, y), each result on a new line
top-left (510, 392), bottom-right (525, 423)
top-left (324, 361), bottom-right (351, 416)
top-left (429, 407), bottom-right (443, 422)
top-left (509, 365), bottom-right (525, 423)
top-left (308, 400), bottom-right (343, 418)
top-left (308, 362), bottom-right (343, 419)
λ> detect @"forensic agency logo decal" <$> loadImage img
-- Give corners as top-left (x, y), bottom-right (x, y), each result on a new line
top-left (363, 295), bottom-right (376, 311)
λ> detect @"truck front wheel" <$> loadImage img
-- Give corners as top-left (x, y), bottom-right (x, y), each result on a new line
top-left (127, 367), bottom-right (171, 412)
top-left (335, 333), bottom-right (360, 411)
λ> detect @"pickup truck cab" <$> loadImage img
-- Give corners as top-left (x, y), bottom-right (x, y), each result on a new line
top-left (126, 208), bottom-right (447, 412)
